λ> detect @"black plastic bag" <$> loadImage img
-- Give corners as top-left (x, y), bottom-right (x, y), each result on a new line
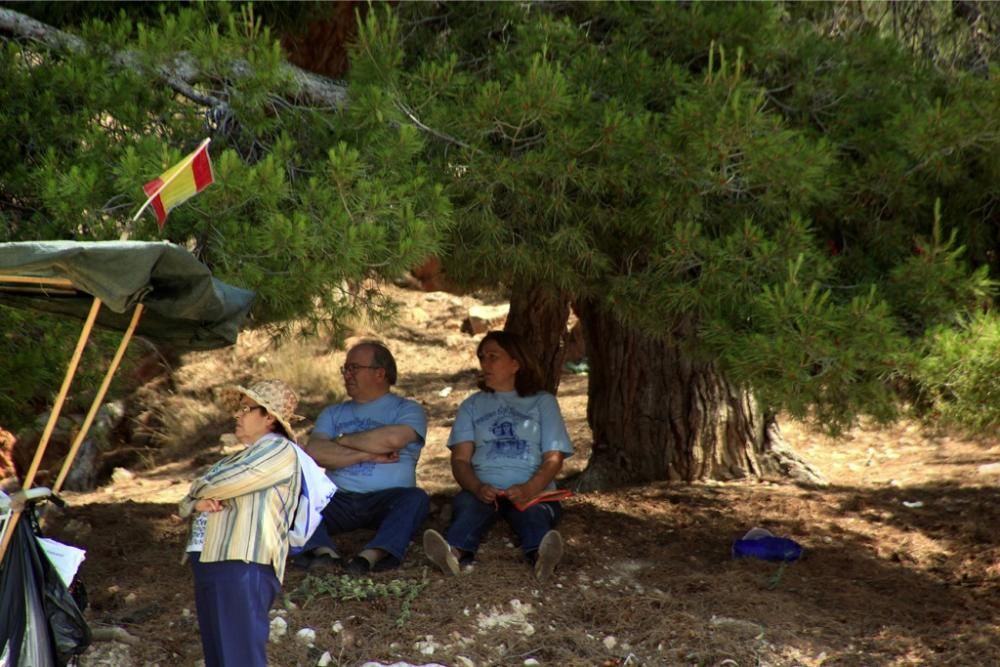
top-left (40, 547), bottom-right (91, 665)
top-left (0, 516), bottom-right (57, 666)
top-left (0, 506), bottom-right (90, 667)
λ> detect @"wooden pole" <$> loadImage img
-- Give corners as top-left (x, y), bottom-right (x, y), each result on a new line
top-left (53, 303), bottom-right (145, 494)
top-left (0, 275), bottom-right (75, 287)
top-left (0, 297), bottom-right (102, 563)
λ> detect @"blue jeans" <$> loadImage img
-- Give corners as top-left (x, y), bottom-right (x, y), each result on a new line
top-left (445, 490), bottom-right (562, 557)
top-left (190, 553), bottom-right (279, 667)
top-left (303, 487), bottom-right (429, 561)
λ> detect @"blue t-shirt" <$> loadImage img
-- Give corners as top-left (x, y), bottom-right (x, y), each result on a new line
top-left (448, 390), bottom-right (574, 489)
top-left (313, 393), bottom-right (427, 493)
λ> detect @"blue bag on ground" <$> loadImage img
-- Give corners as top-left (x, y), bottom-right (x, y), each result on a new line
top-left (732, 527), bottom-right (803, 562)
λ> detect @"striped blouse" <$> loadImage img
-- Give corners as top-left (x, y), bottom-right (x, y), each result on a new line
top-left (178, 433), bottom-right (301, 582)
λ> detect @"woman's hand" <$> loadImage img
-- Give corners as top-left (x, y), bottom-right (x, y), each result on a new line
top-left (503, 482), bottom-right (541, 506)
top-left (194, 498), bottom-right (224, 513)
top-left (475, 483), bottom-right (501, 504)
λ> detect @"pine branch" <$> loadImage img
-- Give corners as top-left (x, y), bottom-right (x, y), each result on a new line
top-left (0, 7), bottom-right (349, 112)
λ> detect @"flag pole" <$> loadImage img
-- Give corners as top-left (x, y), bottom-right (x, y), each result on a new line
top-left (130, 138), bottom-right (212, 224)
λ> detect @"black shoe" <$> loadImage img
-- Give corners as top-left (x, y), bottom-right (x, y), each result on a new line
top-left (371, 554), bottom-right (402, 573)
top-left (291, 552), bottom-right (314, 570)
top-left (308, 553), bottom-right (342, 572)
top-left (345, 555), bottom-right (372, 576)
top-left (291, 547), bottom-right (341, 571)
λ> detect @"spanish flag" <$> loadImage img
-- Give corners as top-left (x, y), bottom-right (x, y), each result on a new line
top-left (141, 138), bottom-right (214, 228)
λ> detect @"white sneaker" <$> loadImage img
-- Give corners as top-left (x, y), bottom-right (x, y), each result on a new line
top-left (534, 530), bottom-right (564, 582)
top-left (423, 529), bottom-right (460, 576)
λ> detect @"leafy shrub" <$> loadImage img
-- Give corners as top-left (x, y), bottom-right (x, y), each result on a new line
top-left (912, 312), bottom-right (1000, 432)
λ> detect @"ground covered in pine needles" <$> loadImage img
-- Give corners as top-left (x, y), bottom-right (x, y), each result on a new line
top-left (43, 285), bottom-right (1000, 667)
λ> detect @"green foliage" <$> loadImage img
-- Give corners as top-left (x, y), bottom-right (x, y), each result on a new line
top-left (912, 312), bottom-right (1000, 432)
top-left (4, 2), bottom-right (999, 439)
top-left (293, 573), bottom-right (428, 627)
top-left (0, 4), bottom-right (450, 431)
top-left (343, 2), bottom-right (999, 433)
top-left (0, 309), bottom-right (134, 431)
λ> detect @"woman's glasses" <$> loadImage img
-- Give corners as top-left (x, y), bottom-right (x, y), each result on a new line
top-left (234, 405), bottom-right (262, 416)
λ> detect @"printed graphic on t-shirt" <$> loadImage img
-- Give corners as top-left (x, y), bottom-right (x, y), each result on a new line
top-left (486, 419), bottom-right (529, 460)
top-left (187, 512), bottom-right (208, 552)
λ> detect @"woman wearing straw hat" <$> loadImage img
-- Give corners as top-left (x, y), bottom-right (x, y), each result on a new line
top-left (178, 379), bottom-right (302, 667)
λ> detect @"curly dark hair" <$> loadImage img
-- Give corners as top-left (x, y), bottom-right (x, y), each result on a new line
top-left (476, 330), bottom-right (544, 397)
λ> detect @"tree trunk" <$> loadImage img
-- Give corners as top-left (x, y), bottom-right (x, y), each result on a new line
top-left (571, 298), bottom-right (766, 490)
top-left (280, 1), bottom-right (366, 79)
top-left (504, 281), bottom-right (570, 394)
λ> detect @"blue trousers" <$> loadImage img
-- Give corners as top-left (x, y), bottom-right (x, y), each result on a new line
top-left (303, 487), bottom-right (429, 560)
top-left (446, 490), bottom-right (562, 557)
top-left (190, 553), bottom-right (279, 667)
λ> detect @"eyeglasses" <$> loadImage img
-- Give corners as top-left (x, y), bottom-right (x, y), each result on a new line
top-left (234, 405), bottom-right (263, 416)
top-left (340, 363), bottom-right (378, 375)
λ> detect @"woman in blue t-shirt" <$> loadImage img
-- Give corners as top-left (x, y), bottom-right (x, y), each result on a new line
top-left (424, 330), bottom-right (574, 582)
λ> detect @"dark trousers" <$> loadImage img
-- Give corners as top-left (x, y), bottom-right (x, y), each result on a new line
top-left (190, 553), bottom-right (279, 667)
top-left (303, 487), bottom-right (430, 560)
top-left (446, 490), bottom-right (562, 557)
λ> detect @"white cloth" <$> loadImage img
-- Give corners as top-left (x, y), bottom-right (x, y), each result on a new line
top-left (288, 443), bottom-right (337, 550)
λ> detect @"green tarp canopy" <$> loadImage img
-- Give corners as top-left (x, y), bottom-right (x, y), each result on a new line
top-left (0, 241), bottom-right (254, 350)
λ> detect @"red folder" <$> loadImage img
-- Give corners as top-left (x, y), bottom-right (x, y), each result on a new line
top-left (498, 488), bottom-right (573, 511)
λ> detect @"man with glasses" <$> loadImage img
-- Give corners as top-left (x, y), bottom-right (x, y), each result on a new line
top-left (295, 340), bottom-right (429, 574)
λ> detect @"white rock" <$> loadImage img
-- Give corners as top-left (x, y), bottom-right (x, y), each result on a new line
top-left (977, 462), bottom-right (1000, 475)
top-left (295, 628), bottom-right (316, 647)
top-left (332, 621), bottom-right (344, 634)
top-left (111, 467), bottom-right (134, 484)
top-left (317, 652), bottom-right (332, 667)
top-left (408, 306), bottom-right (431, 323)
top-left (437, 386), bottom-right (453, 397)
top-left (269, 616), bottom-right (287, 641)
top-left (181, 608), bottom-right (191, 618)
top-left (456, 657), bottom-right (476, 667)
top-left (524, 660), bottom-right (541, 666)
top-left (603, 636), bottom-right (617, 650)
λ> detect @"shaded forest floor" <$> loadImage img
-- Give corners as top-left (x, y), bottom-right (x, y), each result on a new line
top-left (38, 285), bottom-right (1000, 666)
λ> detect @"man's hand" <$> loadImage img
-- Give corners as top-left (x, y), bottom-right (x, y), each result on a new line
top-left (368, 451), bottom-right (401, 464)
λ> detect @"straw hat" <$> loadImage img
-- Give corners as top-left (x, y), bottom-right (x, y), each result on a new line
top-left (224, 379), bottom-right (302, 440)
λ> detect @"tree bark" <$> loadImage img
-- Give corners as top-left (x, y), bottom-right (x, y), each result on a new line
top-left (504, 281), bottom-right (570, 394)
top-left (571, 298), bottom-right (766, 490)
top-left (0, 7), bottom-right (349, 112)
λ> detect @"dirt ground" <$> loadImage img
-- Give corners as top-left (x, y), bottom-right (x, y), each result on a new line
top-left (33, 285), bottom-right (1000, 666)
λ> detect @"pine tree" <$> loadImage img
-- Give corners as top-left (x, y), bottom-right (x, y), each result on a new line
top-left (0, 3), bottom-right (450, 429)
top-left (346, 2), bottom-right (997, 486)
